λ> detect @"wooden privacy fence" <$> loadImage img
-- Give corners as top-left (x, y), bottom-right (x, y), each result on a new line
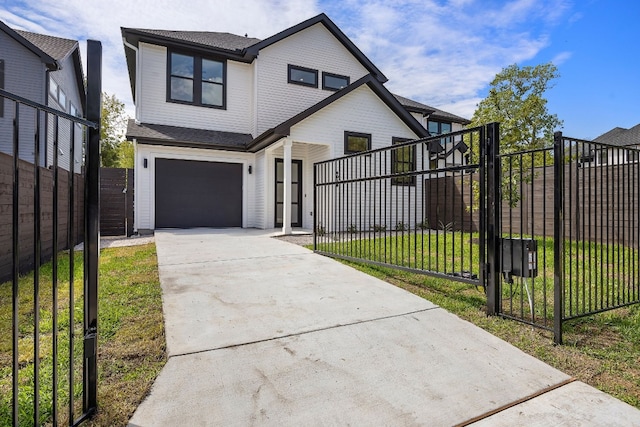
top-left (0, 151), bottom-right (84, 283)
top-left (426, 162), bottom-right (639, 249)
top-left (100, 167), bottom-right (133, 236)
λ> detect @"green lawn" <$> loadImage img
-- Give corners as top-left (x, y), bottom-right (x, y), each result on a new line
top-left (314, 233), bottom-right (640, 408)
top-left (0, 243), bottom-right (166, 426)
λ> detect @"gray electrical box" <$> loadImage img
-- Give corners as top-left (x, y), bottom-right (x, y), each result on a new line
top-left (502, 238), bottom-right (538, 279)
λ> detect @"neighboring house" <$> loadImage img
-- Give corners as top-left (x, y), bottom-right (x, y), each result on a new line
top-left (122, 13), bottom-right (469, 233)
top-left (0, 20), bottom-right (85, 172)
top-left (590, 124), bottom-right (640, 165)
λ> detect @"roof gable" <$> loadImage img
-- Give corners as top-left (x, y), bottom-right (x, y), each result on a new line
top-left (16, 29), bottom-right (77, 62)
top-left (248, 75), bottom-right (427, 152)
top-left (245, 13), bottom-right (387, 83)
top-left (0, 20), bottom-right (57, 69)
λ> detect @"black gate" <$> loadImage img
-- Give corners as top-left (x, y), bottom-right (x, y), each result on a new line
top-left (314, 123), bottom-right (640, 344)
top-left (0, 41), bottom-right (101, 426)
top-left (313, 124), bottom-right (495, 288)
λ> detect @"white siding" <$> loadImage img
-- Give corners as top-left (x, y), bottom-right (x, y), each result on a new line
top-left (0, 30), bottom-right (46, 164)
top-left (137, 42), bottom-right (253, 134)
top-left (288, 85), bottom-right (423, 232)
top-left (47, 54), bottom-right (84, 172)
top-left (251, 150), bottom-right (266, 228)
top-left (134, 144), bottom-right (255, 231)
top-left (255, 23), bottom-right (370, 135)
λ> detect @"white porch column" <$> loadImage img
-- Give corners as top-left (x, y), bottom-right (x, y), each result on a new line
top-left (282, 138), bottom-right (293, 235)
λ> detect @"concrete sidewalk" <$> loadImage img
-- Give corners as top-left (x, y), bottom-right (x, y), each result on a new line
top-left (129, 228), bottom-right (640, 426)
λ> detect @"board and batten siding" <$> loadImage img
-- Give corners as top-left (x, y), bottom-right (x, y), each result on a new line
top-left (136, 42), bottom-right (253, 134)
top-left (134, 143), bottom-right (255, 231)
top-left (289, 84), bottom-right (424, 232)
top-left (255, 22), bottom-right (370, 135)
top-left (0, 29), bottom-right (46, 164)
top-left (251, 150), bottom-right (266, 228)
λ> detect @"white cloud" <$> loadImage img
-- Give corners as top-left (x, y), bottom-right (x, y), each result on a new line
top-left (552, 51), bottom-right (572, 65)
top-left (1, 0), bottom-right (572, 121)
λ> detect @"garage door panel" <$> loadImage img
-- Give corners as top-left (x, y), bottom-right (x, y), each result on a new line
top-left (155, 158), bottom-right (242, 228)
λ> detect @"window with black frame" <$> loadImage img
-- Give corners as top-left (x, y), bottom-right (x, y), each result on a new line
top-left (288, 64), bottom-right (318, 87)
top-left (344, 131), bottom-right (371, 154)
top-left (392, 137), bottom-right (416, 185)
top-left (168, 51), bottom-right (225, 108)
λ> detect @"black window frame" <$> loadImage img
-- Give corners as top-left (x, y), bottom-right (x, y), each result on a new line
top-left (427, 120), bottom-right (452, 136)
top-left (322, 72), bottom-right (350, 91)
top-left (288, 64), bottom-right (318, 88)
top-left (344, 131), bottom-right (372, 154)
top-left (167, 50), bottom-right (227, 109)
top-left (391, 137), bottom-right (416, 186)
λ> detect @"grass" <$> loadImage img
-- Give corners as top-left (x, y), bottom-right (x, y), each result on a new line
top-left (313, 233), bottom-right (640, 409)
top-left (0, 243), bottom-right (166, 426)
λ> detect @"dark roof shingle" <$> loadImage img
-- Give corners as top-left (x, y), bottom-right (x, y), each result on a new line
top-left (393, 94), bottom-right (470, 125)
top-left (127, 120), bottom-right (253, 150)
top-left (124, 28), bottom-right (261, 52)
top-left (15, 29), bottom-right (77, 61)
top-left (594, 124), bottom-right (640, 147)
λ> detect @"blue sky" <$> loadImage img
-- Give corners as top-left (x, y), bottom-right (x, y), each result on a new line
top-left (1, 0), bottom-right (637, 139)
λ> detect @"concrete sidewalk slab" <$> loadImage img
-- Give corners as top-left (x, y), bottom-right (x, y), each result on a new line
top-left (155, 229), bottom-right (434, 356)
top-left (130, 309), bottom-right (571, 426)
top-left (129, 228), bottom-right (640, 426)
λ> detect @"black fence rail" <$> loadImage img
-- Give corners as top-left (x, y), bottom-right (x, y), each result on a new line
top-left (313, 125), bottom-right (492, 287)
top-left (560, 135), bottom-right (640, 325)
top-left (0, 41), bottom-right (101, 426)
top-left (313, 123), bottom-right (640, 344)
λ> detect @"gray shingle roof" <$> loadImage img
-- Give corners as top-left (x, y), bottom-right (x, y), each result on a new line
top-left (127, 120), bottom-right (253, 150)
top-left (393, 94), bottom-right (470, 125)
top-left (594, 124), bottom-right (640, 147)
top-left (15, 29), bottom-right (77, 61)
top-left (126, 29), bottom-right (261, 52)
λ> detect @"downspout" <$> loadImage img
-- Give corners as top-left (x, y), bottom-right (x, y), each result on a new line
top-left (123, 39), bottom-right (141, 122)
top-left (44, 69), bottom-right (50, 167)
top-left (253, 56), bottom-right (259, 137)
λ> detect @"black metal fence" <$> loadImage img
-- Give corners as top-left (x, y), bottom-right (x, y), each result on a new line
top-left (313, 124), bottom-right (493, 288)
top-left (314, 123), bottom-right (640, 344)
top-left (0, 40), bottom-right (101, 426)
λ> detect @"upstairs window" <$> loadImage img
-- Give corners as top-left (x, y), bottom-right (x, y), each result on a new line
top-left (322, 72), bottom-right (349, 91)
top-left (288, 64), bottom-right (318, 87)
top-left (344, 131), bottom-right (371, 154)
top-left (168, 51), bottom-right (225, 108)
top-left (427, 120), bottom-right (452, 136)
top-left (391, 137), bottom-right (416, 186)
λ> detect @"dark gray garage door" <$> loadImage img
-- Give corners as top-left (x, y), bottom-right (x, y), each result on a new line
top-left (155, 158), bottom-right (242, 228)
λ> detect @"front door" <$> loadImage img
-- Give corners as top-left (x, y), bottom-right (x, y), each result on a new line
top-left (275, 158), bottom-right (303, 227)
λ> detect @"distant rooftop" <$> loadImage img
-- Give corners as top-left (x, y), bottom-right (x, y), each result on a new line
top-left (594, 123), bottom-right (640, 147)
top-left (393, 94), bottom-right (470, 125)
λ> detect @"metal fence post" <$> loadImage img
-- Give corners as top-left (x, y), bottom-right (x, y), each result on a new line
top-left (486, 122), bottom-right (501, 315)
top-left (84, 39), bottom-right (101, 415)
top-left (553, 131), bottom-right (564, 344)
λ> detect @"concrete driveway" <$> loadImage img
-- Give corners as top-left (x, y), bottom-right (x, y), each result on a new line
top-left (129, 228), bottom-right (640, 426)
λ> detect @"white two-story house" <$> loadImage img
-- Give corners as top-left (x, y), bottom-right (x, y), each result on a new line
top-left (122, 13), bottom-right (469, 233)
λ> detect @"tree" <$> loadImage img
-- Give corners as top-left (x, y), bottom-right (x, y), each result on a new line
top-left (469, 63), bottom-right (563, 207)
top-left (100, 92), bottom-right (129, 167)
top-left (470, 62), bottom-right (563, 153)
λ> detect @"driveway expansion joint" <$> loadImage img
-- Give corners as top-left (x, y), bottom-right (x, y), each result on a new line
top-left (168, 306), bottom-right (441, 360)
top-left (454, 377), bottom-right (578, 426)
top-left (159, 252), bottom-right (314, 268)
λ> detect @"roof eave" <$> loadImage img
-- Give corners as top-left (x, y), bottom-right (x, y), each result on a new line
top-left (0, 20), bottom-right (58, 70)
